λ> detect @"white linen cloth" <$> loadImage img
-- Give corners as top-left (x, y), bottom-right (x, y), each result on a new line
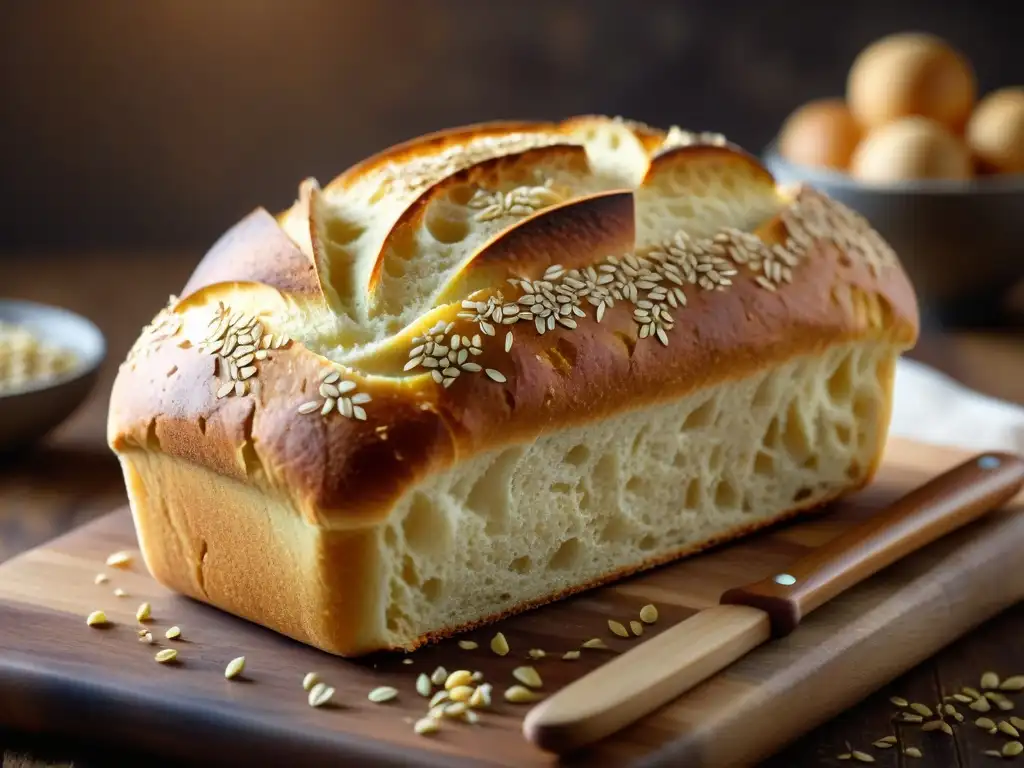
top-left (892, 357), bottom-right (1024, 453)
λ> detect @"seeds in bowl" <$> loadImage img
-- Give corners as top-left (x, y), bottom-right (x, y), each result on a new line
top-left (0, 321), bottom-right (79, 395)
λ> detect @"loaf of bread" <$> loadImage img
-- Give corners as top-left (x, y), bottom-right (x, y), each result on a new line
top-left (108, 115), bottom-right (919, 656)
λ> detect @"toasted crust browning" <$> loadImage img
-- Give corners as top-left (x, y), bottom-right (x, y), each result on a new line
top-left (108, 115), bottom-right (919, 655)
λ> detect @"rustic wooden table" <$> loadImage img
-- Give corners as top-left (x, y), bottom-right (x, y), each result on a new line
top-left (2, 252), bottom-right (1023, 767)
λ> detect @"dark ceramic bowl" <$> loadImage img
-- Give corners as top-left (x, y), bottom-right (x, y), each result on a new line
top-left (764, 145), bottom-right (1024, 326)
top-left (0, 300), bottom-right (106, 452)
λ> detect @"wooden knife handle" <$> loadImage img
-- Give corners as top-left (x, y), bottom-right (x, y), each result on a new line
top-left (720, 451), bottom-right (1024, 637)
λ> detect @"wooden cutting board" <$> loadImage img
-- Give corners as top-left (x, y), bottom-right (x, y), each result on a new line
top-left (1, 437), bottom-right (1022, 767)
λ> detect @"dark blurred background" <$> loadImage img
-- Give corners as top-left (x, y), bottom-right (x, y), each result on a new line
top-left (0, 0), bottom-right (1018, 252)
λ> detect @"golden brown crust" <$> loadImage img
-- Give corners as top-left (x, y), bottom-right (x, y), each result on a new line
top-left (181, 208), bottom-right (321, 299)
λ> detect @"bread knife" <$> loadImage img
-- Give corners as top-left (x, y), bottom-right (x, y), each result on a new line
top-left (523, 451), bottom-right (1024, 753)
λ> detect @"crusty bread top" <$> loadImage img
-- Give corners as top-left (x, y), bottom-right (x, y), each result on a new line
top-left (108, 116), bottom-right (919, 528)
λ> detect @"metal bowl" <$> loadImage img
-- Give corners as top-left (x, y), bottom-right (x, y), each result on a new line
top-left (0, 299), bottom-right (106, 452)
top-left (763, 145), bottom-right (1024, 326)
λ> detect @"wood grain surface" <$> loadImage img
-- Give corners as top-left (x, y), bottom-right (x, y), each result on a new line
top-left (1, 438), bottom-right (1023, 767)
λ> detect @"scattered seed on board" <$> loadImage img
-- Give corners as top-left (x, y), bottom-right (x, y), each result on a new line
top-left (1001, 676), bottom-right (1024, 692)
top-left (505, 685), bottom-right (543, 704)
top-left (471, 670), bottom-right (484, 682)
top-left (464, 709), bottom-right (480, 725)
top-left (876, 736), bottom-right (897, 745)
top-left (165, 626), bottom-right (181, 640)
top-left (953, 693), bottom-right (974, 703)
top-left (971, 698), bottom-right (993, 712)
top-left (608, 620), bottom-right (629, 638)
top-left (837, 754), bottom-right (851, 761)
top-left (458, 640), bottom-right (478, 650)
top-left (964, 686), bottom-right (982, 699)
top-left (402, 658), bottom-right (414, 665)
top-left (469, 685), bottom-right (492, 709)
top-left (639, 604), bottom-right (658, 624)
top-left (528, 649), bottom-right (546, 660)
top-left (113, 588), bottom-right (128, 598)
top-left (224, 657), bottom-right (245, 680)
top-left (851, 751), bottom-right (875, 763)
top-left (308, 682), bottom-right (335, 708)
top-left (445, 670), bottom-right (473, 690)
top-left (921, 720), bottom-right (949, 733)
top-left (982, 671), bottom-right (1001, 690)
top-left (429, 690), bottom-right (450, 708)
top-left (563, 650), bottom-right (581, 660)
top-left (445, 702), bottom-right (468, 718)
top-left (491, 632), bottom-right (510, 656)
top-left (976, 716), bottom-right (997, 732)
top-left (136, 602), bottom-right (152, 622)
top-left (904, 747), bottom-right (922, 758)
top-left (910, 703), bottom-right (933, 717)
top-left (430, 666), bottom-right (448, 686)
top-left (890, 696), bottom-right (909, 707)
top-left (1000, 721), bottom-right (1021, 738)
top-left (155, 649), bottom-right (178, 664)
top-left (106, 551), bottom-right (132, 568)
top-left (985, 750), bottom-right (1005, 758)
top-left (1005, 741), bottom-right (1024, 757)
top-left (302, 672), bottom-right (320, 691)
top-left (512, 666), bottom-right (543, 689)
top-left (94, 573), bottom-right (109, 585)
top-left (414, 718), bottom-right (439, 736)
top-left (449, 686), bottom-right (473, 703)
top-left (139, 631), bottom-right (153, 644)
top-left (416, 673), bottom-right (432, 697)
top-left (86, 610), bottom-right (107, 627)
top-left (368, 686), bottom-right (398, 704)
top-left (872, 740), bottom-right (894, 749)
top-left (581, 638), bottom-right (608, 650)
top-left (630, 621), bottom-right (644, 637)
top-left (1011, 716), bottom-right (1024, 731)
top-left (901, 713), bottom-right (924, 723)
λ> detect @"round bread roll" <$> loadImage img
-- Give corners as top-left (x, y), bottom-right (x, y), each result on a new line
top-left (850, 116), bottom-right (972, 182)
top-left (966, 87), bottom-right (1024, 174)
top-left (778, 98), bottom-right (862, 170)
top-left (847, 32), bottom-right (976, 131)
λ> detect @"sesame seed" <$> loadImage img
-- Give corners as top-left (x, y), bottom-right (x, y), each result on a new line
top-left (512, 666), bottom-right (543, 688)
top-left (135, 602), bottom-right (151, 622)
top-left (106, 551), bottom-right (132, 568)
top-left (528, 649), bottom-right (546, 659)
top-left (982, 671), bottom-right (1001, 689)
top-left (86, 610), bottom-right (107, 627)
top-left (308, 682), bottom-right (335, 708)
top-left (581, 638), bottom-right (608, 650)
top-left (445, 670), bottom-right (473, 690)
top-left (428, 690), bottom-right (449, 708)
top-left (94, 573), bottom-right (109, 585)
top-left (1002, 676), bottom-right (1024, 692)
top-left (608, 620), bottom-right (629, 638)
top-left (413, 717), bottom-right (439, 736)
top-left (368, 686), bottom-right (398, 704)
top-left (224, 657), bottom-right (245, 680)
top-left (490, 632), bottom-right (509, 656)
top-left (155, 648), bottom-right (178, 664)
top-left (562, 650), bottom-right (581, 660)
top-left (448, 685), bottom-right (474, 703)
top-left (416, 674), bottom-right (432, 697)
top-left (630, 620), bottom-right (644, 636)
top-left (890, 696), bottom-right (909, 707)
top-left (302, 672), bottom-right (320, 691)
top-left (430, 666), bottom-right (448, 686)
top-left (639, 604), bottom-right (658, 624)
top-left (457, 640), bottom-right (478, 650)
top-left (165, 626), bottom-right (181, 640)
top-left (504, 685), bottom-right (543, 704)
top-left (401, 658), bottom-right (413, 665)
top-left (903, 748), bottom-right (922, 758)
top-left (113, 588), bottom-right (128, 598)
